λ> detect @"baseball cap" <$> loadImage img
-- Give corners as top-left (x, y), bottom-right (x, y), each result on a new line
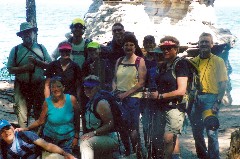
top-left (72, 18), bottom-right (85, 26)
top-left (148, 47), bottom-right (162, 54)
top-left (58, 42), bottom-right (72, 50)
top-left (87, 42), bottom-right (100, 49)
top-left (0, 119), bottom-right (11, 132)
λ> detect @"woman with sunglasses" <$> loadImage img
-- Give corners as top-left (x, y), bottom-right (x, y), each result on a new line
top-left (15, 76), bottom-right (80, 154)
top-left (149, 36), bottom-right (190, 159)
top-left (112, 33), bottom-right (147, 158)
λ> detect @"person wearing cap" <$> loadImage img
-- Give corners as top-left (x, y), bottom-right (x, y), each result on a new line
top-left (82, 42), bottom-right (113, 91)
top-left (16, 76), bottom-right (80, 155)
top-left (148, 36), bottom-right (190, 158)
top-left (44, 42), bottom-right (82, 104)
top-left (112, 33), bottom-right (146, 157)
top-left (7, 22), bottom-right (52, 128)
top-left (0, 119), bottom-right (77, 159)
top-left (189, 33), bottom-right (227, 159)
top-left (80, 75), bottom-right (118, 159)
top-left (52, 18), bottom-right (91, 69)
top-left (140, 35), bottom-right (164, 157)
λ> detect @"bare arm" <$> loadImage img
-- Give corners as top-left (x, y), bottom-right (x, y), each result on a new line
top-left (71, 95), bottom-right (80, 145)
top-left (44, 78), bottom-right (51, 98)
top-left (80, 100), bottom-right (113, 140)
top-left (34, 139), bottom-right (76, 159)
top-left (8, 63), bottom-right (35, 74)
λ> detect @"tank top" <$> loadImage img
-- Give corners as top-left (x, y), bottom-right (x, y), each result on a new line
top-left (43, 94), bottom-right (75, 140)
top-left (116, 60), bottom-right (142, 98)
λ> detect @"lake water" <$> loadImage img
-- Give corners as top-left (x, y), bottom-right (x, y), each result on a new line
top-left (1, 0), bottom-right (239, 105)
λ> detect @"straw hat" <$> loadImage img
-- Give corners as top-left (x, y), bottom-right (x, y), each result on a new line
top-left (16, 22), bottom-right (38, 36)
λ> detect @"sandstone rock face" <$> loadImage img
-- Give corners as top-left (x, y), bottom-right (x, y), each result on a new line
top-left (227, 128), bottom-right (240, 159)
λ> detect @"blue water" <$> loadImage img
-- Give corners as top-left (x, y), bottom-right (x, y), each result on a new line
top-left (1, 0), bottom-right (239, 104)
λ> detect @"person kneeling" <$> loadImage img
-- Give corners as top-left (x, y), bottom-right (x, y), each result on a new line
top-left (80, 75), bottom-right (118, 159)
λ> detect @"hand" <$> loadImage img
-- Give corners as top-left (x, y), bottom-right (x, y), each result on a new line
top-left (149, 91), bottom-right (158, 99)
top-left (28, 55), bottom-right (38, 64)
top-left (72, 137), bottom-right (78, 147)
top-left (212, 102), bottom-right (220, 114)
top-left (14, 127), bottom-right (29, 132)
top-left (24, 63), bottom-right (35, 72)
top-left (63, 152), bottom-right (77, 159)
top-left (117, 92), bottom-right (129, 100)
top-left (80, 132), bottom-right (95, 141)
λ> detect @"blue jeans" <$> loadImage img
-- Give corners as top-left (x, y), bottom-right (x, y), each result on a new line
top-left (190, 94), bottom-right (220, 159)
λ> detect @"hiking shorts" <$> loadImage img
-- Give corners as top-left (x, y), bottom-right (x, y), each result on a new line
top-left (154, 108), bottom-right (185, 135)
top-left (120, 97), bottom-right (140, 131)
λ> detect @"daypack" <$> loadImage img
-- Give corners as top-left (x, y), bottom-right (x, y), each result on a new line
top-left (91, 90), bottom-right (125, 132)
top-left (171, 57), bottom-right (200, 111)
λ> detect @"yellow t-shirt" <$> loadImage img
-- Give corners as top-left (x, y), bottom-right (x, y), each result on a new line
top-left (116, 63), bottom-right (142, 98)
top-left (190, 53), bottom-right (228, 94)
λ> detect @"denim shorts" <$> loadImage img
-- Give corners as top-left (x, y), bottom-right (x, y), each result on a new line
top-left (120, 97), bottom-right (140, 131)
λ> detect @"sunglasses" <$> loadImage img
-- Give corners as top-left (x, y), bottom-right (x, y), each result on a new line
top-left (160, 46), bottom-right (175, 51)
top-left (73, 24), bottom-right (84, 29)
top-left (112, 28), bottom-right (123, 33)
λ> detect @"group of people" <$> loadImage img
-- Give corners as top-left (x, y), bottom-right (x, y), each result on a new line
top-left (0, 17), bottom-right (228, 159)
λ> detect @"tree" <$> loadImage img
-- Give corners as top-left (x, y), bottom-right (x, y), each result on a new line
top-left (26, 0), bottom-right (37, 42)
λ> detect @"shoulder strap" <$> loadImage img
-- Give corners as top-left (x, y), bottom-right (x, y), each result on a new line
top-left (18, 131), bottom-right (33, 144)
top-left (37, 44), bottom-right (45, 61)
top-left (14, 45), bottom-right (19, 65)
top-left (172, 57), bottom-right (184, 79)
top-left (22, 44), bottom-right (44, 61)
top-left (117, 57), bottom-right (124, 68)
top-left (135, 56), bottom-right (141, 70)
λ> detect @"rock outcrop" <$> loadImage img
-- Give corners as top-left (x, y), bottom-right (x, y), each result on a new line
top-left (84, 0), bottom-right (237, 105)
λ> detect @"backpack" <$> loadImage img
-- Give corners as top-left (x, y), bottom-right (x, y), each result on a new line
top-left (91, 90), bottom-right (125, 132)
top-left (171, 57), bottom-right (200, 111)
top-left (68, 38), bottom-right (92, 59)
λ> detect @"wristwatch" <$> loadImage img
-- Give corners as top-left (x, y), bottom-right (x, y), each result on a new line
top-left (93, 130), bottom-right (97, 135)
top-left (158, 94), bottom-right (163, 100)
top-left (216, 99), bottom-right (221, 105)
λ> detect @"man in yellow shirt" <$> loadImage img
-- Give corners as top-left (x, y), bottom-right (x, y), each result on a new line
top-left (190, 32), bottom-right (228, 159)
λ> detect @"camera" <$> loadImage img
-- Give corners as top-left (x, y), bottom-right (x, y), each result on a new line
top-left (202, 109), bottom-right (220, 131)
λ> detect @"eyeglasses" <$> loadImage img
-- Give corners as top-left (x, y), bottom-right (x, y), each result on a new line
top-left (113, 28), bottom-right (123, 33)
top-left (160, 47), bottom-right (175, 51)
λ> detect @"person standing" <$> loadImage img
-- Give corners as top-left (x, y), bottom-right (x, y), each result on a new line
top-left (7, 22), bottom-right (52, 128)
top-left (52, 18), bottom-right (91, 69)
top-left (189, 32), bottom-right (228, 159)
top-left (112, 33), bottom-right (147, 157)
top-left (149, 36), bottom-right (189, 158)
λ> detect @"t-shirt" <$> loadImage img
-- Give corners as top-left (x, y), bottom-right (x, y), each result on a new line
top-left (44, 60), bottom-right (82, 97)
top-left (156, 58), bottom-right (190, 106)
top-left (1, 131), bottom-right (41, 159)
top-left (190, 53), bottom-right (228, 94)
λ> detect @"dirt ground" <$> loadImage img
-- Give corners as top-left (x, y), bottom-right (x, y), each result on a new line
top-left (0, 81), bottom-right (239, 159)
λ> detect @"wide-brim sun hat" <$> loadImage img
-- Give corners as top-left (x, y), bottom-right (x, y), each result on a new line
top-left (0, 119), bottom-right (11, 132)
top-left (16, 22), bottom-right (37, 36)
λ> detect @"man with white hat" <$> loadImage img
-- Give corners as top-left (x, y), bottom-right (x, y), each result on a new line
top-left (7, 22), bottom-right (52, 128)
top-left (0, 119), bottom-right (76, 159)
